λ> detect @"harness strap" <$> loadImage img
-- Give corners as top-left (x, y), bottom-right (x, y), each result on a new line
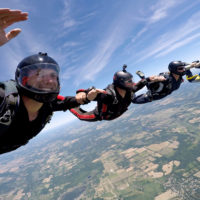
top-left (106, 84), bottom-right (118, 104)
top-left (100, 104), bottom-right (108, 119)
top-left (0, 80), bottom-right (19, 127)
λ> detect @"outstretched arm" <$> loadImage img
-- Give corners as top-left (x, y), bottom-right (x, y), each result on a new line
top-left (0, 8), bottom-right (28, 46)
top-left (148, 75), bottom-right (166, 82)
top-left (133, 75), bottom-right (166, 92)
top-left (87, 88), bottom-right (107, 101)
top-left (132, 72), bottom-right (166, 103)
top-left (185, 62), bottom-right (200, 83)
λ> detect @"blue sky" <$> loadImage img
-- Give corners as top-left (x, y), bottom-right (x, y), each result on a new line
top-left (1, 0), bottom-right (200, 131)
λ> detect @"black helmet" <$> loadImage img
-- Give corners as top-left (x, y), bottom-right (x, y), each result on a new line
top-left (168, 61), bottom-right (186, 76)
top-left (15, 52), bottom-right (60, 103)
top-left (113, 65), bottom-right (134, 90)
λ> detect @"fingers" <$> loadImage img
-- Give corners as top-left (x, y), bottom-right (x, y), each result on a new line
top-left (149, 75), bottom-right (166, 82)
top-left (76, 89), bottom-right (106, 104)
top-left (95, 89), bottom-right (107, 94)
top-left (0, 9), bottom-right (28, 28)
top-left (6, 28), bottom-right (21, 40)
top-left (88, 88), bottom-right (106, 95)
top-left (194, 62), bottom-right (200, 68)
top-left (0, 8), bottom-right (10, 15)
top-left (0, 11), bottom-right (28, 22)
top-left (0, 9), bottom-right (28, 46)
top-left (0, 9), bottom-right (28, 19)
top-left (156, 77), bottom-right (166, 82)
top-left (87, 88), bottom-right (106, 101)
top-left (158, 76), bottom-right (166, 81)
top-left (3, 15), bottom-right (28, 28)
top-left (87, 89), bottom-right (97, 101)
top-left (75, 92), bottom-right (87, 104)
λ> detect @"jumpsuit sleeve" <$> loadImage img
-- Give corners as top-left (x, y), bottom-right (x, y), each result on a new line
top-left (132, 92), bottom-right (152, 104)
top-left (132, 78), bottom-right (150, 92)
top-left (95, 91), bottom-right (114, 104)
top-left (132, 78), bottom-right (152, 104)
top-left (186, 70), bottom-right (200, 82)
top-left (51, 96), bottom-right (81, 111)
top-left (69, 91), bottom-right (114, 122)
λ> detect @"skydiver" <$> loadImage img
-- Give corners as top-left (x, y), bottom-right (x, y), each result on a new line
top-left (0, 8), bottom-right (88, 155)
top-left (70, 65), bottom-right (165, 121)
top-left (132, 61), bottom-right (199, 104)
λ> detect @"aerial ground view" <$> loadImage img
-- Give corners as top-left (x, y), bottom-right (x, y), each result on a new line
top-left (1, 82), bottom-right (200, 200)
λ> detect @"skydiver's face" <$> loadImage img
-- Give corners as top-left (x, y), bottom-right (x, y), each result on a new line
top-left (27, 68), bottom-right (59, 91)
top-left (124, 78), bottom-right (134, 89)
top-left (177, 66), bottom-right (185, 73)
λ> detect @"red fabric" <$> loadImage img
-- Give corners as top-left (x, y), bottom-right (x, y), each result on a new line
top-left (70, 108), bottom-right (96, 119)
top-left (102, 104), bottom-right (107, 113)
top-left (57, 95), bottom-right (65, 101)
top-left (76, 89), bottom-right (86, 93)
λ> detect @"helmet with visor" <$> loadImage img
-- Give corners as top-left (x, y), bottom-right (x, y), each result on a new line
top-left (15, 52), bottom-right (60, 102)
top-left (168, 61), bottom-right (186, 76)
top-left (113, 65), bottom-right (134, 90)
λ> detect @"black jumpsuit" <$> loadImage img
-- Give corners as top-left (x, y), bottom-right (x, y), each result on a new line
top-left (70, 79), bottom-right (147, 122)
top-left (0, 82), bottom-right (80, 155)
top-left (132, 72), bottom-right (184, 104)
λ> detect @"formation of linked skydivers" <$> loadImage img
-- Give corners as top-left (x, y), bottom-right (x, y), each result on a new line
top-left (70, 61), bottom-right (200, 121)
top-left (0, 55), bottom-right (200, 155)
top-left (1, 8), bottom-right (200, 155)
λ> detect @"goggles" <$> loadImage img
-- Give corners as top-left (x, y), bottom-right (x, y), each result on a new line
top-left (124, 78), bottom-right (134, 88)
top-left (177, 66), bottom-right (185, 70)
top-left (17, 63), bottom-right (60, 93)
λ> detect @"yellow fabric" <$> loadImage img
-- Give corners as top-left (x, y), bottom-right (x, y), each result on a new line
top-left (186, 74), bottom-right (200, 82)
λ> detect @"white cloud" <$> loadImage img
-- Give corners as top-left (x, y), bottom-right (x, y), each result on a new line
top-left (136, 11), bottom-right (200, 61)
top-left (155, 32), bottom-right (200, 57)
top-left (63, 41), bottom-right (80, 48)
top-left (61, 0), bottom-right (78, 29)
top-left (77, 0), bottom-right (180, 84)
top-left (130, 0), bottom-right (195, 46)
top-left (63, 10), bottom-right (137, 86)
top-left (74, 31), bottom-right (121, 84)
top-left (61, 31), bottom-right (121, 85)
top-left (131, 27), bottom-right (147, 43)
top-left (149, 0), bottom-right (179, 24)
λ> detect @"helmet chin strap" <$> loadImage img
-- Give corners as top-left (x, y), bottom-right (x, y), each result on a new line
top-left (173, 70), bottom-right (186, 76)
top-left (172, 72), bottom-right (184, 80)
top-left (22, 95), bottom-right (43, 110)
top-left (116, 87), bottom-right (126, 98)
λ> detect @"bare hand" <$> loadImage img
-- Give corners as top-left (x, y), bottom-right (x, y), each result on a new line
top-left (149, 75), bottom-right (166, 82)
top-left (193, 62), bottom-right (200, 68)
top-left (87, 88), bottom-right (106, 101)
top-left (75, 92), bottom-right (87, 104)
top-left (0, 8), bottom-right (28, 46)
